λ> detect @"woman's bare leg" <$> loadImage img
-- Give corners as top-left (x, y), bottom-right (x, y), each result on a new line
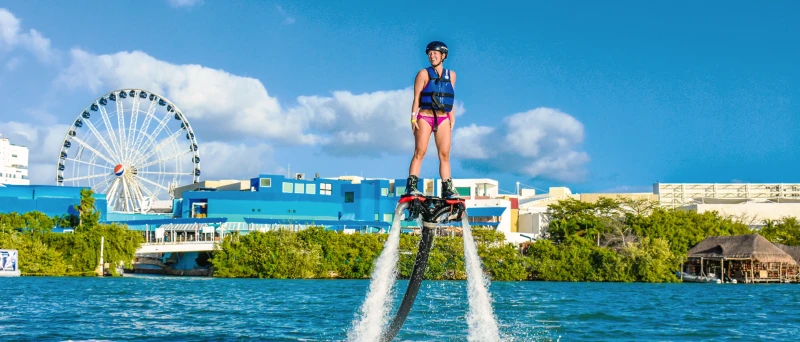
top-left (408, 118), bottom-right (433, 176)
top-left (434, 118), bottom-right (452, 180)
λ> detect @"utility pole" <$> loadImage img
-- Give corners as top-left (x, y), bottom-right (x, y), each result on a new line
top-left (96, 236), bottom-right (105, 276)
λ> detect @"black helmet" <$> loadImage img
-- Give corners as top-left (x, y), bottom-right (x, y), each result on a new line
top-left (425, 41), bottom-right (448, 59)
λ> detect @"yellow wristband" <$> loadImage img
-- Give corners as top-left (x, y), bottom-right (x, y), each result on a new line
top-left (411, 119), bottom-right (416, 123)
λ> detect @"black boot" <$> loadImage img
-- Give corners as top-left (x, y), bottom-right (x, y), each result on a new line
top-left (405, 175), bottom-right (422, 196)
top-left (441, 178), bottom-right (458, 199)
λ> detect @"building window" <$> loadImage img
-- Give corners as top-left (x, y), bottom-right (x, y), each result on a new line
top-left (11, 154), bottom-right (16, 158)
top-left (306, 184), bottom-right (316, 194)
top-left (375, 213), bottom-right (379, 221)
top-left (294, 183), bottom-right (304, 194)
top-left (383, 213), bottom-right (392, 222)
top-left (456, 187), bottom-right (470, 196)
top-left (260, 178), bottom-right (271, 187)
top-left (283, 182), bottom-right (293, 193)
top-left (381, 188), bottom-right (389, 196)
top-left (345, 191), bottom-right (354, 203)
top-left (320, 183), bottom-right (332, 195)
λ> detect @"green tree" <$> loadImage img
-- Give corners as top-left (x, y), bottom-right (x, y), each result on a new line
top-left (760, 217), bottom-right (800, 246)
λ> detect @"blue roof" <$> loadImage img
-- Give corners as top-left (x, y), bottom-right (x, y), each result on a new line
top-left (243, 217), bottom-right (391, 227)
top-left (108, 217), bottom-right (229, 226)
top-left (466, 207), bottom-right (506, 217)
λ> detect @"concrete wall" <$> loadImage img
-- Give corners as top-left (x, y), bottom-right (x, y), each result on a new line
top-left (691, 203), bottom-right (800, 224)
top-left (579, 193), bottom-right (659, 203)
top-left (467, 198), bottom-right (511, 237)
top-left (517, 212), bottom-right (545, 238)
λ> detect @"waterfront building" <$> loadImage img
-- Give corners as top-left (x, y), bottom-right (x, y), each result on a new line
top-left (0, 136), bottom-right (29, 185)
top-left (684, 234), bottom-right (798, 283)
top-left (514, 186), bottom-right (659, 241)
top-left (655, 182), bottom-right (800, 226)
top-left (0, 184), bottom-right (107, 221)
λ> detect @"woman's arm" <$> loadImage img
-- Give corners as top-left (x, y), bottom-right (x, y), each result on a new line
top-left (411, 69), bottom-right (427, 115)
top-left (411, 69), bottom-right (427, 130)
top-left (450, 70), bottom-right (456, 128)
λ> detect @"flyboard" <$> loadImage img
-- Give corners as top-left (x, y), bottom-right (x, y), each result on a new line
top-left (380, 194), bottom-right (466, 342)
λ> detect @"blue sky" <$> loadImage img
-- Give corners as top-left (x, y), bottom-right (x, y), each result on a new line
top-left (0, 1), bottom-right (798, 195)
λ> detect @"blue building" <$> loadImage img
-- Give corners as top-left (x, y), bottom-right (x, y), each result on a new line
top-left (169, 174), bottom-right (405, 231)
top-left (0, 184), bottom-right (108, 221)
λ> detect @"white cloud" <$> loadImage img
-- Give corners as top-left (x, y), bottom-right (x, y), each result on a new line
top-left (0, 121), bottom-right (70, 184)
top-left (0, 120), bottom-right (274, 188)
top-left (56, 49), bottom-right (320, 145)
top-left (453, 107), bottom-right (590, 182)
top-left (0, 8), bottom-right (57, 64)
top-left (53, 48), bottom-right (588, 183)
top-left (55, 48), bottom-right (467, 158)
top-left (452, 123), bottom-right (495, 159)
top-left (196, 141), bottom-right (273, 180)
top-left (298, 89), bottom-right (465, 157)
top-left (168, 0), bottom-right (202, 8)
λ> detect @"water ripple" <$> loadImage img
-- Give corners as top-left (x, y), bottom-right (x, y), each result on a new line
top-left (0, 277), bottom-right (798, 341)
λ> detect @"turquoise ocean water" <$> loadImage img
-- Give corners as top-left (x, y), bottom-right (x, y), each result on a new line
top-left (1, 276), bottom-right (798, 341)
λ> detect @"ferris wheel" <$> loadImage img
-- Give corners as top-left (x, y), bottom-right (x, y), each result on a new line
top-left (56, 89), bottom-right (201, 213)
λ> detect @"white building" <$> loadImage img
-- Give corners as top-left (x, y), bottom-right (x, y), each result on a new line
top-left (0, 136), bottom-right (29, 185)
top-left (655, 182), bottom-right (800, 207)
top-left (516, 187), bottom-right (576, 242)
top-left (655, 182), bottom-right (800, 225)
top-left (515, 186), bottom-right (660, 242)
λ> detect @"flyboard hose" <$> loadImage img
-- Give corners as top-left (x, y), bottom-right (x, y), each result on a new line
top-left (381, 200), bottom-right (463, 342)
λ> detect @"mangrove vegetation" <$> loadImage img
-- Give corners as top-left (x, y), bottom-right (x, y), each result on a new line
top-left (211, 197), bottom-right (800, 282)
top-left (0, 189), bottom-right (142, 276)
top-left (3, 191), bottom-right (800, 282)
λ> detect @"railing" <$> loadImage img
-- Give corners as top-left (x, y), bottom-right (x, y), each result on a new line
top-left (136, 240), bottom-right (217, 254)
top-left (141, 240), bottom-right (217, 246)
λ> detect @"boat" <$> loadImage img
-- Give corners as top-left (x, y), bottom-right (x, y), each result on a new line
top-left (0, 249), bottom-right (21, 277)
top-left (679, 271), bottom-right (721, 283)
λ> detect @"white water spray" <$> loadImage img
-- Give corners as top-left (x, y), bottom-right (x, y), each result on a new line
top-left (347, 204), bottom-right (407, 342)
top-left (461, 215), bottom-right (501, 342)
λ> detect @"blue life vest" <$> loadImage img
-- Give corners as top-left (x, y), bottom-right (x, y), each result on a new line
top-left (419, 67), bottom-right (454, 113)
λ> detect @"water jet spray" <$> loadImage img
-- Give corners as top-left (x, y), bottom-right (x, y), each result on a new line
top-left (379, 194), bottom-right (466, 341)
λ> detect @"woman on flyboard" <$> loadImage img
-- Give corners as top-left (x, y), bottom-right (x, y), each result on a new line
top-left (404, 41), bottom-right (459, 199)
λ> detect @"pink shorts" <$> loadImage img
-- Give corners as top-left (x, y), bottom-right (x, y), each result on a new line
top-left (416, 113), bottom-right (449, 127)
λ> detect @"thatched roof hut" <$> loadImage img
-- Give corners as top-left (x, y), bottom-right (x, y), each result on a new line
top-left (687, 234), bottom-right (797, 265)
top-left (775, 243), bottom-right (800, 264)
